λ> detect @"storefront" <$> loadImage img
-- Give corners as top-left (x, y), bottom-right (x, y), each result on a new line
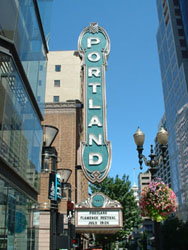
top-left (0, 177), bottom-right (39, 249)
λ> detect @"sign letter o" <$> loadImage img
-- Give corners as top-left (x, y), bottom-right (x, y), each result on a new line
top-left (88, 52), bottom-right (100, 62)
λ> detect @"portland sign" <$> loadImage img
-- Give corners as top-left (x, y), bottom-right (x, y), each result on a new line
top-left (78, 23), bottom-right (112, 183)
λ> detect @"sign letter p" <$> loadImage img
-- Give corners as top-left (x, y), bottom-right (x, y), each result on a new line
top-left (87, 37), bottom-right (100, 48)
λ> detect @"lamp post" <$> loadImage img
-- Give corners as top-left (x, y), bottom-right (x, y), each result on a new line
top-left (57, 168), bottom-right (73, 249)
top-left (133, 126), bottom-right (168, 250)
top-left (42, 125), bottom-right (59, 250)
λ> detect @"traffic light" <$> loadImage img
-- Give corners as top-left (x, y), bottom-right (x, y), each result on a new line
top-left (72, 238), bottom-right (79, 247)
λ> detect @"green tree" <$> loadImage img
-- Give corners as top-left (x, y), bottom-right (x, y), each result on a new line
top-left (89, 174), bottom-right (142, 247)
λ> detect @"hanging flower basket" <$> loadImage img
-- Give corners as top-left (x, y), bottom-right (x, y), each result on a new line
top-left (139, 180), bottom-right (177, 222)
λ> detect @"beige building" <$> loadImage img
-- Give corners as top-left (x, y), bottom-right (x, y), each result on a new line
top-left (45, 50), bottom-right (81, 103)
top-left (138, 172), bottom-right (153, 235)
top-left (38, 51), bottom-right (89, 249)
top-left (138, 171), bottom-right (151, 193)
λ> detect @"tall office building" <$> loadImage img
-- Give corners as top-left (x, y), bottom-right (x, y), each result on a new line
top-left (179, 0), bottom-right (188, 48)
top-left (154, 115), bottom-right (171, 186)
top-left (156, 0), bottom-right (188, 217)
top-left (0, 0), bottom-right (52, 249)
top-left (175, 103), bottom-right (188, 220)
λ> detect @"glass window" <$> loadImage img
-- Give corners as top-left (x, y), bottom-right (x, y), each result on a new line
top-left (53, 96), bottom-right (59, 102)
top-left (157, 0), bottom-right (163, 22)
top-left (0, 52), bottom-right (42, 191)
top-left (37, 0), bottom-right (53, 40)
top-left (160, 19), bottom-right (166, 38)
top-left (163, 37), bottom-right (170, 68)
top-left (167, 67), bottom-right (173, 89)
top-left (157, 30), bottom-right (162, 50)
top-left (172, 64), bottom-right (178, 81)
top-left (0, 178), bottom-right (39, 250)
top-left (159, 50), bottom-right (165, 77)
top-left (55, 65), bottom-right (61, 72)
top-left (0, 0), bottom-right (48, 115)
top-left (54, 80), bottom-right (60, 87)
top-left (176, 19), bottom-right (183, 26)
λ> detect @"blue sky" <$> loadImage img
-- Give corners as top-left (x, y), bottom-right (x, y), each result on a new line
top-left (49, 0), bottom-right (164, 185)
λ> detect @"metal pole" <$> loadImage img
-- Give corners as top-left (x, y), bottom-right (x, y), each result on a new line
top-left (50, 201), bottom-right (58, 250)
top-left (154, 221), bottom-right (162, 250)
top-left (151, 174), bottom-right (162, 250)
top-left (68, 183), bottom-right (72, 250)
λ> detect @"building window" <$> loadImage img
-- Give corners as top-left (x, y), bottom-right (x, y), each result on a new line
top-left (182, 50), bottom-right (188, 58)
top-left (173, 0), bottom-right (179, 6)
top-left (176, 19), bottom-right (183, 26)
top-left (142, 177), bottom-right (149, 180)
top-left (175, 9), bottom-right (181, 16)
top-left (178, 29), bottom-right (184, 36)
top-left (38, 80), bottom-right (42, 86)
top-left (53, 96), bottom-right (59, 102)
top-left (55, 65), bottom-right (61, 72)
top-left (180, 39), bottom-right (186, 47)
top-left (54, 80), bottom-right (60, 87)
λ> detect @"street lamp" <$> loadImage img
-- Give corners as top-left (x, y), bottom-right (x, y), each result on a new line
top-left (133, 127), bottom-right (168, 175)
top-left (43, 125), bottom-right (59, 147)
top-left (57, 168), bottom-right (72, 202)
top-left (56, 168), bottom-right (75, 249)
top-left (133, 126), bottom-right (168, 250)
top-left (41, 125), bottom-right (59, 250)
top-left (57, 168), bottom-right (72, 184)
top-left (42, 125), bottom-right (59, 173)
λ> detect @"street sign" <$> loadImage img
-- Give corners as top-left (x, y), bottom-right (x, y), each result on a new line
top-left (48, 172), bottom-right (56, 200)
top-left (48, 173), bottom-right (62, 201)
top-left (78, 22), bottom-right (112, 183)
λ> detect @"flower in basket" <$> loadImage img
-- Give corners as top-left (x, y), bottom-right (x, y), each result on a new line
top-left (139, 179), bottom-right (177, 222)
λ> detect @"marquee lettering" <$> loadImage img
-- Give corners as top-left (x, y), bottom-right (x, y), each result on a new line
top-left (88, 67), bottom-right (100, 77)
top-left (89, 99), bottom-right (101, 109)
top-left (87, 37), bottom-right (100, 48)
top-left (88, 83), bottom-right (101, 93)
top-left (89, 134), bottom-right (102, 146)
top-left (88, 116), bottom-right (102, 127)
top-left (89, 153), bottom-right (103, 165)
top-left (88, 52), bottom-right (101, 62)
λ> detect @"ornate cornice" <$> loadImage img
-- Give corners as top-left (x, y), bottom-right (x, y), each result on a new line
top-left (45, 100), bottom-right (83, 111)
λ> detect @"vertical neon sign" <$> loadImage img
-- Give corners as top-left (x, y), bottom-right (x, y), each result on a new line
top-left (78, 23), bottom-right (111, 183)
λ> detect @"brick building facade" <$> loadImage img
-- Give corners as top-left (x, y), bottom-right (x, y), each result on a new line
top-left (38, 51), bottom-right (89, 249)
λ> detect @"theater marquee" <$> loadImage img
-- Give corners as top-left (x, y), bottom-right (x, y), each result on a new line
top-left (75, 193), bottom-right (123, 234)
top-left (78, 23), bottom-right (112, 183)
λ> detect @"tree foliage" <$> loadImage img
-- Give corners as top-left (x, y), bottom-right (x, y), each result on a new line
top-left (89, 174), bottom-right (142, 247)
